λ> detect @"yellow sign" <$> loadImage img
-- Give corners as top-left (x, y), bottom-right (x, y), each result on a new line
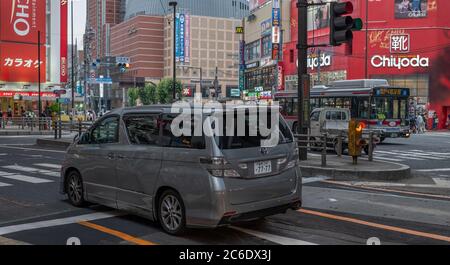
top-left (235, 27), bottom-right (244, 34)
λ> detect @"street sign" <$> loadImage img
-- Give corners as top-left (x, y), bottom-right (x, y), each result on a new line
top-left (88, 77), bottom-right (113, 85)
top-left (116, 56), bottom-right (130, 64)
top-left (235, 27), bottom-right (244, 34)
top-left (57, 98), bottom-right (71, 104)
top-left (53, 90), bottom-right (67, 96)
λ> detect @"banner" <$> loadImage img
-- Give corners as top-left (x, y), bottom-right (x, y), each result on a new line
top-left (184, 13), bottom-right (190, 63)
top-left (0, 42), bottom-right (46, 82)
top-left (0, 0), bottom-right (46, 44)
top-left (395, 0), bottom-right (428, 18)
top-left (60, 0), bottom-right (68, 83)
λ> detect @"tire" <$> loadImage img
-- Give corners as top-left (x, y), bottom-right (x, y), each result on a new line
top-left (158, 190), bottom-right (186, 235)
top-left (66, 171), bottom-right (86, 207)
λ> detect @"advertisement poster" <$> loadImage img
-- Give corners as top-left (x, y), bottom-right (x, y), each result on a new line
top-left (184, 13), bottom-right (190, 63)
top-left (0, 0), bottom-right (46, 44)
top-left (0, 42), bottom-right (46, 83)
top-left (175, 12), bottom-right (190, 63)
top-left (395, 0), bottom-right (428, 18)
top-left (307, 0), bottom-right (329, 30)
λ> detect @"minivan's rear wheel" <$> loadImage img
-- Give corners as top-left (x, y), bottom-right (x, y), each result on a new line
top-left (158, 190), bottom-right (186, 235)
top-left (66, 171), bottom-right (85, 207)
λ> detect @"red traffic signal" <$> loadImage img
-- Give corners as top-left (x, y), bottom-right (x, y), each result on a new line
top-left (329, 1), bottom-right (361, 46)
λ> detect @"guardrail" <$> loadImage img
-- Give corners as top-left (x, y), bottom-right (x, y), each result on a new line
top-left (53, 121), bottom-right (92, 139)
top-left (0, 117), bottom-right (53, 131)
top-left (294, 131), bottom-right (378, 167)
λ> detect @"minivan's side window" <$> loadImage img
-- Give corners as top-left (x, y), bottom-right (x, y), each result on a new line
top-left (160, 114), bottom-right (206, 149)
top-left (311, 111), bottom-right (320, 122)
top-left (91, 116), bottom-right (119, 144)
top-left (123, 115), bottom-right (159, 145)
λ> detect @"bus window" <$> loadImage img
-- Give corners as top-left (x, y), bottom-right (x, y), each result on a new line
top-left (357, 98), bottom-right (370, 119)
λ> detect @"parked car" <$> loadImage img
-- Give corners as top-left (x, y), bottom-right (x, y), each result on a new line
top-left (60, 104), bottom-right (302, 235)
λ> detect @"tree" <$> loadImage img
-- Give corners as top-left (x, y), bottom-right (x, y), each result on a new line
top-left (127, 83), bottom-right (158, 106)
top-left (127, 87), bottom-right (139, 107)
top-left (157, 78), bottom-right (182, 104)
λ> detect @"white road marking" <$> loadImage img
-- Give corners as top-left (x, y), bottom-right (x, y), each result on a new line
top-left (374, 156), bottom-right (404, 162)
top-left (33, 163), bottom-right (61, 169)
top-left (2, 165), bottom-right (60, 177)
top-left (0, 182), bottom-right (12, 187)
top-left (432, 178), bottom-right (450, 188)
top-left (417, 168), bottom-right (450, 172)
top-left (374, 151), bottom-right (426, 161)
top-left (329, 198), bottom-right (338, 202)
top-left (0, 211), bottom-right (123, 236)
top-left (336, 181), bottom-right (450, 189)
top-left (0, 174), bottom-right (53, 184)
top-left (231, 226), bottom-right (317, 245)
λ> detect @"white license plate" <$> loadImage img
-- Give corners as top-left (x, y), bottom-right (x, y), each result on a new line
top-left (391, 133), bottom-right (398, 138)
top-left (254, 161), bottom-right (272, 175)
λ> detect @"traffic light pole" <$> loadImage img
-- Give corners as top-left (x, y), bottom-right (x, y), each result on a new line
top-left (296, 0), bottom-right (309, 161)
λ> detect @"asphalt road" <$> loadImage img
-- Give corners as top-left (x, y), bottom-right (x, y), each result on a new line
top-left (0, 132), bottom-right (449, 245)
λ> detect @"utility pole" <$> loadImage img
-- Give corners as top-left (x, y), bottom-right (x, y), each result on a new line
top-left (365, 0), bottom-right (369, 79)
top-left (169, 2), bottom-right (178, 102)
top-left (296, 0), bottom-right (309, 161)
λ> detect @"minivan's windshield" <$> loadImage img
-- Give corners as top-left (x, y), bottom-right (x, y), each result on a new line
top-left (214, 111), bottom-right (293, 150)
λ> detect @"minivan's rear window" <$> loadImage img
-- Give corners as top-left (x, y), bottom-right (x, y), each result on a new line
top-left (214, 112), bottom-right (293, 150)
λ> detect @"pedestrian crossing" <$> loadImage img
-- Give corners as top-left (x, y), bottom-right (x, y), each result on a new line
top-left (374, 150), bottom-right (450, 163)
top-left (0, 163), bottom-right (61, 188)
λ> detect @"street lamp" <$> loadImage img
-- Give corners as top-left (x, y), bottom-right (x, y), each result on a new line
top-left (169, 1), bottom-right (178, 102)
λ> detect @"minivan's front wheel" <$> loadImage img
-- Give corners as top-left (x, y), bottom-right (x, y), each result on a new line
top-left (66, 171), bottom-right (85, 207)
top-left (158, 190), bottom-right (186, 235)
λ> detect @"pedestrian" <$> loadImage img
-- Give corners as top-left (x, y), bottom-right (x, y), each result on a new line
top-left (416, 114), bottom-right (425, 134)
top-left (7, 106), bottom-right (12, 125)
top-left (446, 114), bottom-right (450, 130)
top-left (432, 113), bottom-right (439, 130)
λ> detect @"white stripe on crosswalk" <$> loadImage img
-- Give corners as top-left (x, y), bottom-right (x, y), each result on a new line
top-left (0, 174), bottom-right (53, 184)
top-left (417, 168), bottom-right (450, 172)
top-left (2, 165), bottom-right (60, 177)
top-left (374, 156), bottom-right (404, 162)
top-left (33, 163), bottom-right (61, 169)
top-left (0, 182), bottom-right (12, 187)
top-left (374, 151), bottom-right (426, 161)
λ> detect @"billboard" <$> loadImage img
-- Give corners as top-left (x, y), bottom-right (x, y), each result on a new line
top-left (307, 0), bottom-right (330, 30)
top-left (0, 42), bottom-right (46, 82)
top-left (250, 0), bottom-right (269, 12)
top-left (60, 0), bottom-right (68, 83)
top-left (395, 0), bottom-right (428, 18)
top-left (0, 0), bottom-right (46, 44)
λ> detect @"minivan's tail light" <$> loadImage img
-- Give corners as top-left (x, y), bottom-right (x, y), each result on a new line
top-left (286, 148), bottom-right (299, 169)
top-left (201, 157), bottom-right (241, 178)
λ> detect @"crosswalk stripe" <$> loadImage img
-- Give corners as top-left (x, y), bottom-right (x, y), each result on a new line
top-left (374, 156), bottom-right (404, 162)
top-left (2, 165), bottom-right (60, 178)
top-left (0, 174), bottom-right (53, 184)
top-left (374, 151), bottom-right (425, 161)
top-left (0, 182), bottom-right (12, 187)
top-left (33, 163), bottom-right (61, 169)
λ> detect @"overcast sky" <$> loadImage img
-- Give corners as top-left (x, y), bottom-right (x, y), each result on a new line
top-left (69, 0), bottom-right (87, 48)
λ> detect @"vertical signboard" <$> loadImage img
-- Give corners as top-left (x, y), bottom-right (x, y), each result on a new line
top-left (272, 0), bottom-right (281, 61)
top-left (175, 13), bottom-right (181, 62)
top-left (179, 13), bottom-right (185, 63)
top-left (60, 0), bottom-right (68, 83)
top-left (239, 40), bottom-right (246, 91)
top-left (184, 13), bottom-right (190, 63)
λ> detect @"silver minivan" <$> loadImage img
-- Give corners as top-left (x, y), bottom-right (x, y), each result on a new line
top-left (60, 104), bottom-right (302, 235)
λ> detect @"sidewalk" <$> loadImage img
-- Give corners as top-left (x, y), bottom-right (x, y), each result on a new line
top-left (0, 128), bottom-right (55, 136)
top-left (300, 154), bottom-right (410, 181)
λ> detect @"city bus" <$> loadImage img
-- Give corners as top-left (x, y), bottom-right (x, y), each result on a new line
top-left (274, 79), bottom-right (411, 141)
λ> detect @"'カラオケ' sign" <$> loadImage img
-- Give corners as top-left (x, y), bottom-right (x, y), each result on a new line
top-left (0, 0), bottom-right (46, 44)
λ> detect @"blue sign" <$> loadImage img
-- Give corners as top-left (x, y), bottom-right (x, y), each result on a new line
top-left (179, 13), bottom-right (185, 62)
top-left (57, 98), bottom-right (71, 104)
top-left (89, 77), bottom-right (113, 84)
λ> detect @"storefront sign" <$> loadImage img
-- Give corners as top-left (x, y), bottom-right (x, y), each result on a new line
top-left (272, 26), bottom-right (280, 44)
top-left (246, 61), bottom-right (260, 69)
top-left (299, 53), bottom-right (332, 70)
top-left (277, 63), bottom-right (284, 91)
top-left (261, 19), bottom-right (272, 36)
top-left (371, 55), bottom-right (429, 69)
top-left (395, 0), bottom-right (428, 19)
top-left (0, 91), bottom-right (57, 98)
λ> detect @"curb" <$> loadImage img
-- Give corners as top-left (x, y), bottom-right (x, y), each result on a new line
top-left (36, 138), bottom-right (72, 148)
top-left (300, 162), bottom-right (411, 181)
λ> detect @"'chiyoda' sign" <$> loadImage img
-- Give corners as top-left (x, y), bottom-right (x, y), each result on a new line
top-left (371, 33), bottom-right (429, 69)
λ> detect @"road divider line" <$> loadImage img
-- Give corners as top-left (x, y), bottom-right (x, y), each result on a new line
top-left (0, 211), bottom-right (123, 236)
top-left (2, 165), bottom-right (60, 178)
top-left (33, 163), bottom-right (61, 169)
top-left (78, 221), bottom-right (156, 245)
top-left (0, 174), bottom-right (53, 184)
top-left (231, 226), bottom-right (317, 245)
top-left (0, 145), bottom-right (66, 153)
top-left (323, 180), bottom-right (450, 200)
top-left (298, 209), bottom-right (450, 243)
top-left (0, 182), bottom-right (12, 187)
top-left (417, 168), bottom-right (450, 172)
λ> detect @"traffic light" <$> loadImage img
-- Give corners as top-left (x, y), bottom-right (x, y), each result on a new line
top-left (348, 119), bottom-right (367, 164)
top-left (329, 1), bottom-right (363, 46)
top-left (117, 63), bottom-right (130, 73)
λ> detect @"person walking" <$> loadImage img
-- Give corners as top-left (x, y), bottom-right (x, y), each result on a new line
top-left (7, 106), bottom-right (13, 125)
top-left (416, 114), bottom-right (425, 134)
top-left (432, 113), bottom-right (439, 130)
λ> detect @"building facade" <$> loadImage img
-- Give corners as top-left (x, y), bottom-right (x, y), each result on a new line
top-left (0, 0), bottom-right (68, 116)
top-left (242, 0), bottom-right (291, 100)
top-left (282, 0), bottom-right (450, 129)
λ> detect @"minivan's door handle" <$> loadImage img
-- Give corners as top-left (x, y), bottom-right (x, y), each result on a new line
top-left (107, 153), bottom-right (115, 160)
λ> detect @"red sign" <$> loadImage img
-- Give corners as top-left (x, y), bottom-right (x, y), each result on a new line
top-left (0, 91), bottom-right (57, 98)
top-left (0, 0), bottom-right (46, 44)
top-left (0, 42), bottom-right (46, 82)
top-left (277, 62), bottom-right (284, 91)
top-left (60, 0), bottom-right (68, 83)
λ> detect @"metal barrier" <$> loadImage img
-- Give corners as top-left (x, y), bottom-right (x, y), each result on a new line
top-left (53, 121), bottom-right (92, 139)
top-left (294, 131), bottom-right (378, 167)
top-left (0, 117), bottom-right (53, 131)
